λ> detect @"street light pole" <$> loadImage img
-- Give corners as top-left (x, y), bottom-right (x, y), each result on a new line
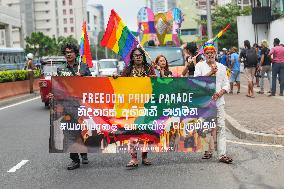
top-left (206, 0), bottom-right (213, 39)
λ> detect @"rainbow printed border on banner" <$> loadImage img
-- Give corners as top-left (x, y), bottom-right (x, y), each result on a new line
top-left (50, 77), bottom-right (217, 153)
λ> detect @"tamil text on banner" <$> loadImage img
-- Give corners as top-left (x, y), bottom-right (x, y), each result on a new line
top-left (49, 77), bottom-right (217, 153)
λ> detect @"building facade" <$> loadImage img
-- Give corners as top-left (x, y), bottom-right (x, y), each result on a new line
top-left (146, 0), bottom-right (177, 14)
top-left (0, 2), bottom-right (22, 48)
top-left (86, 3), bottom-right (104, 46)
top-left (1, 0), bottom-right (88, 45)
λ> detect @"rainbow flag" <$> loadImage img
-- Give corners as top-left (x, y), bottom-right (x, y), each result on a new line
top-left (101, 10), bottom-right (139, 65)
top-left (209, 24), bottom-right (231, 42)
top-left (197, 24), bottom-right (231, 55)
top-left (80, 21), bottom-right (93, 68)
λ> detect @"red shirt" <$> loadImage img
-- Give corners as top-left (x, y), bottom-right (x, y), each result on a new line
top-left (269, 45), bottom-right (284, 63)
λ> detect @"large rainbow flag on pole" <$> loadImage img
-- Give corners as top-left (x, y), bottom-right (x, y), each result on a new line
top-left (101, 10), bottom-right (139, 65)
top-left (197, 24), bottom-right (231, 55)
top-left (79, 21), bottom-right (93, 68)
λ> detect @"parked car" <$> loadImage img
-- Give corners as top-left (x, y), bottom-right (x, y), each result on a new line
top-left (97, 59), bottom-right (119, 76)
top-left (39, 56), bottom-right (66, 107)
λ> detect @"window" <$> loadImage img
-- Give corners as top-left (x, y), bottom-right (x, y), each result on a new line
top-left (63, 9), bottom-right (66, 15)
top-left (69, 0), bottom-right (72, 5)
top-left (64, 27), bottom-right (67, 33)
top-left (70, 27), bottom-right (74, 32)
top-left (180, 29), bottom-right (199, 36)
top-left (94, 16), bottom-right (97, 25)
top-left (62, 0), bottom-right (65, 5)
top-left (70, 18), bottom-right (74, 24)
top-left (87, 11), bottom-right (90, 24)
top-left (70, 9), bottom-right (73, 14)
top-left (64, 18), bottom-right (67, 24)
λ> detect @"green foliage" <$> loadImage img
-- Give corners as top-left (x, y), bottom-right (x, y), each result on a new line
top-left (34, 69), bottom-right (41, 78)
top-left (0, 71), bottom-right (16, 83)
top-left (56, 35), bottom-right (79, 55)
top-left (212, 4), bottom-right (251, 48)
top-left (25, 32), bottom-right (79, 57)
top-left (12, 70), bottom-right (27, 81)
top-left (25, 32), bottom-right (57, 57)
top-left (0, 70), bottom-right (40, 82)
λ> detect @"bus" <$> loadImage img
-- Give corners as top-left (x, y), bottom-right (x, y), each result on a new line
top-left (0, 48), bottom-right (26, 71)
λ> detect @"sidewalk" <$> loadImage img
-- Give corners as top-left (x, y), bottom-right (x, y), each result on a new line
top-left (225, 73), bottom-right (284, 145)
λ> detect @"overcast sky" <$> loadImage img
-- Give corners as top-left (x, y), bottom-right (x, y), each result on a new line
top-left (91, 0), bottom-right (146, 31)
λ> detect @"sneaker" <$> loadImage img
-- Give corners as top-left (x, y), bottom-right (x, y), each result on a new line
top-left (67, 161), bottom-right (80, 170)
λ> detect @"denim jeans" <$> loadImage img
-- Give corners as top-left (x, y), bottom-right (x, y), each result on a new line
top-left (260, 65), bottom-right (272, 92)
top-left (272, 62), bottom-right (284, 95)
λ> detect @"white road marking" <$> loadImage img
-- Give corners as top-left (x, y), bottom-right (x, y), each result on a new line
top-left (0, 97), bottom-right (40, 111)
top-left (227, 140), bottom-right (284, 148)
top-left (7, 160), bottom-right (29, 173)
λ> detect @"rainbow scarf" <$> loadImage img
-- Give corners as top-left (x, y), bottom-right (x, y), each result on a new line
top-left (101, 10), bottom-right (139, 65)
top-left (79, 21), bottom-right (93, 68)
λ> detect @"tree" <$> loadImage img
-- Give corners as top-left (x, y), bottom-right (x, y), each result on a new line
top-left (56, 35), bottom-right (78, 55)
top-left (25, 32), bottom-right (56, 58)
top-left (212, 4), bottom-right (251, 48)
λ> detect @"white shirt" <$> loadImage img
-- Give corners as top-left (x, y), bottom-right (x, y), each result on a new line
top-left (194, 61), bottom-right (230, 107)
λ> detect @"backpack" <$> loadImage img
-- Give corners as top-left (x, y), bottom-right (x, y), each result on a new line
top-left (244, 48), bottom-right (258, 67)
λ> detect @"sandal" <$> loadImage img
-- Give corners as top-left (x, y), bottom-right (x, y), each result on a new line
top-left (142, 159), bottom-right (152, 166)
top-left (202, 151), bottom-right (213, 159)
top-left (219, 155), bottom-right (233, 164)
top-left (126, 159), bottom-right (138, 168)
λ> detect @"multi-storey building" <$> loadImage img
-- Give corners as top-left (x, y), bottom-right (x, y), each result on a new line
top-left (145, 0), bottom-right (177, 14)
top-left (1, 0), bottom-right (90, 44)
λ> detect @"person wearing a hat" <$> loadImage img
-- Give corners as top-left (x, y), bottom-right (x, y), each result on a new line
top-left (194, 41), bottom-right (233, 164)
top-left (25, 53), bottom-right (36, 93)
top-left (268, 38), bottom-right (284, 96)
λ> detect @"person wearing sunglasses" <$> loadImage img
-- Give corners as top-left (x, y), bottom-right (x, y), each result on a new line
top-left (121, 47), bottom-right (156, 168)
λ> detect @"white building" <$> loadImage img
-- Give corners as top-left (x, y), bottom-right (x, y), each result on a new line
top-left (86, 3), bottom-right (104, 46)
top-left (0, 2), bottom-right (22, 48)
top-left (146, 0), bottom-right (177, 13)
top-left (1, 0), bottom-right (87, 43)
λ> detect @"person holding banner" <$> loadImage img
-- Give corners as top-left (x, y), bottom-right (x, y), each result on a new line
top-left (154, 55), bottom-right (172, 77)
top-left (49, 43), bottom-right (91, 170)
top-left (194, 42), bottom-right (233, 164)
top-left (121, 47), bottom-right (156, 167)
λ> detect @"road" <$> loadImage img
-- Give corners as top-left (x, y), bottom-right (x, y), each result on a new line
top-left (0, 98), bottom-right (283, 189)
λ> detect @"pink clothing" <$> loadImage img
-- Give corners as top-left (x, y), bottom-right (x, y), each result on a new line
top-left (269, 45), bottom-right (284, 63)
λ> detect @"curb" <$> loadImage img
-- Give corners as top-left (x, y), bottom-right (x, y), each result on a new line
top-left (0, 91), bottom-right (40, 108)
top-left (225, 113), bottom-right (284, 145)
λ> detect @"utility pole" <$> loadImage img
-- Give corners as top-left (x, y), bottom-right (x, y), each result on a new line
top-left (206, 0), bottom-right (213, 39)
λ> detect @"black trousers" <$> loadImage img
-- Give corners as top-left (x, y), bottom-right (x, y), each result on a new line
top-left (70, 153), bottom-right (87, 163)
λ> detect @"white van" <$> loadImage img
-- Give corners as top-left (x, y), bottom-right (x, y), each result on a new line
top-left (97, 59), bottom-right (119, 76)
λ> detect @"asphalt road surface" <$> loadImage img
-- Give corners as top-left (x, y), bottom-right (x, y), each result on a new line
top-left (0, 97), bottom-right (283, 189)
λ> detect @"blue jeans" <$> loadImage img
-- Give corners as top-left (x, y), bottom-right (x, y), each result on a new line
top-left (271, 62), bottom-right (284, 95)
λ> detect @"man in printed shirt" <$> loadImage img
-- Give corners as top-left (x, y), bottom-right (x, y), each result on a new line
top-left (50, 43), bottom-right (91, 170)
top-left (194, 42), bottom-right (233, 164)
